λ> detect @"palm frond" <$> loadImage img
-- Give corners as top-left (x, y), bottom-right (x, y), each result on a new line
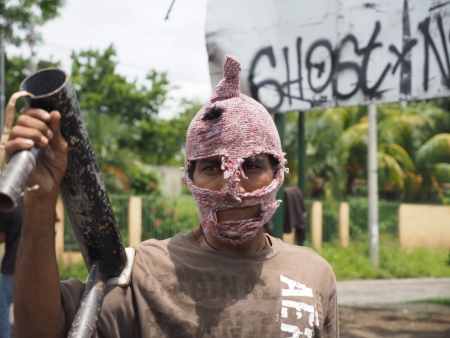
top-left (378, 143), bottom-right (415, 170)
top-left (416, 133), bottom-right (450, 164)
top-left (338, 122), bottom-right (368, 150)
top-left (378, 152), bottom-right (406, 189)
top-left (431, 163), bottom-right (450, 184)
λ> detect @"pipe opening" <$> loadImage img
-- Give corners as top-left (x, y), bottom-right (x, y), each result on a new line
top-left (0, 194), bottom-right (16, 212)
top-left (20, 68), bottom-right (68, 97)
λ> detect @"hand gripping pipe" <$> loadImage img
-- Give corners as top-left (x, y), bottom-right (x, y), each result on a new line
top-left (0, 68), bottom-right (127, 337)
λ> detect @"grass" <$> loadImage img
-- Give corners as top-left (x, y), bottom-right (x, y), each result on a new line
top-left (58, 259), bottom-right (88, 281)
top-left (407, 298), bottom-right (450, 307)
top-left (314, 235), bottom-right (450, 280)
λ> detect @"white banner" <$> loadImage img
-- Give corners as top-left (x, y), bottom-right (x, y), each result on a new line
top-left (206, 0), bottom-right (450, 112)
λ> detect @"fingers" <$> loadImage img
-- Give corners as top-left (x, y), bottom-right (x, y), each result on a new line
top-left (47, 110), bottom-right (68, 151)
top-left (5, 108), bottom-right (60, 157)
top-left (48, 110), bottom-right (62, 142)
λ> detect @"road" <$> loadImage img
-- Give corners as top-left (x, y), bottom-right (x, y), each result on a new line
top-left (337, 277), bottom-right (450, 305)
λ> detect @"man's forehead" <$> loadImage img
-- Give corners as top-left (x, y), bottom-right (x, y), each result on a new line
top-left (196, 154), bottom-right (270, 163)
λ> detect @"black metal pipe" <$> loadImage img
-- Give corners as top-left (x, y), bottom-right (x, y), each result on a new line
top-left (0, 68), bottom-right (127, 278)
top-left (68, 261), bottom-right (108, 338)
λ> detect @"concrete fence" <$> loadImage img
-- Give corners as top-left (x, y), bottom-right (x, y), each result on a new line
top-left (55, 197), bottom-right (449, 265)
top-left (55, 198), bottom-right (352, 265)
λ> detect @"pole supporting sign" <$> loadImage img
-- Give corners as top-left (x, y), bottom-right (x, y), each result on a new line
top-left (206, 0), bottom-right (450, 112)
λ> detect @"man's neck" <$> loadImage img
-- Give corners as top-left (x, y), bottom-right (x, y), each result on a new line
top-left (193, 227), bottom-right (270, 253)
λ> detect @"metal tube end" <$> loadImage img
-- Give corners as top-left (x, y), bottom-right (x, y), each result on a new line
top-left (0, 193), bottom-right (16, 212)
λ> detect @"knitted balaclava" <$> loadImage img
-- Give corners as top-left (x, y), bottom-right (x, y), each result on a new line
top-left (183, 54), bottom-right (287, 245)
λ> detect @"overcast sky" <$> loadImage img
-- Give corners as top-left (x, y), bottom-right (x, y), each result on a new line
top-left (7, 0), bottom-right (212, 118)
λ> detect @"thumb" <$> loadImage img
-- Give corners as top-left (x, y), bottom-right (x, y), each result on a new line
top-left (48, 110), bottom-right (63, 142)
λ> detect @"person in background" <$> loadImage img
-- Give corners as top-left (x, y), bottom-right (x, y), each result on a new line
top-left (0, 197), bottom-right (23, 338)
top-left (284, 185), bottom-right (307, 246)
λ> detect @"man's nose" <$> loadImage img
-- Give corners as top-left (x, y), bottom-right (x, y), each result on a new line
top-left (220, 176), bottom-right (247, 194)
top-left (219, 177), bottom-right (228, 193)
top-left (237, 182), bottom-right (246, 194)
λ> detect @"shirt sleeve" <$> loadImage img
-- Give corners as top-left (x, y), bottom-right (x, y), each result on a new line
top-left (323, 280), bottom-right (340, 338)
top-left (60, 278), bottom-right (140, 337)
top-left (60, 278), bottom-right (86, 334)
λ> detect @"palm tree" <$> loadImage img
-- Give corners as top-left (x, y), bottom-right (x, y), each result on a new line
top-left (415, 133), bottom-right (450, 195)
top-left (284, 101), bottom-right (450, 201)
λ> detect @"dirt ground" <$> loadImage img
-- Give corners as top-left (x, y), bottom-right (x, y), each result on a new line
top-left (339, 303), bottom-right (450, 337)
top-left (10, 303), bottom-right (450, 337)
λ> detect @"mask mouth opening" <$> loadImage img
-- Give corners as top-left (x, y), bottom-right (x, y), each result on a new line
top-left (215, 204), bottom-right (263, 223)
top-left (216, 216), bottom-right (264, 225)
top-left (213, 217), bottom-right (265, 238)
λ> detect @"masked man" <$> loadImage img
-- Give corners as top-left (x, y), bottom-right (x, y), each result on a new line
top-left (8, 55), bottom-right (338, 337)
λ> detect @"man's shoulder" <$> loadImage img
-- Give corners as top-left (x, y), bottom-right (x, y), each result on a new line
top-left (133, 231), bottom-right (192, 263)
top-left (135, 232), bottom-right (188, 249)
top-left (272, 237), bottom-right (335, 273)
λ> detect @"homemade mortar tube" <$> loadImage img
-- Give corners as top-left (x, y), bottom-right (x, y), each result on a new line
top-left (0, 68), bottom-right (127, 278)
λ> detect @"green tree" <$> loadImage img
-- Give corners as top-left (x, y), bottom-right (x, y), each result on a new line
top-left (416, 133), bottom-right (450, 192)
top-left (70, 46), bottom-right (200, 194)
top-left (133, 99), bottom-right (200, 166)
top-left (284, 101), bottom-right (450, 201)
top-left (1, 0), bottom-right (65, 46)
top-left (377, 102), bottom-right (450, 200)
top-left (71, 45), bottom-right (170, 124)
top-left (285, 106), bottom-right (366, 199)
top-left (2, 0), bottom-right (64, 109)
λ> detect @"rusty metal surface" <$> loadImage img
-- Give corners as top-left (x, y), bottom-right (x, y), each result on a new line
top-left (68, 261), bottom-right (108, 338)
top-left (0, 149), bottom-right (39, 211)
top-left (0, 91), bottom-right (38, 211)
top-left (20, 68), bottom-right (127, 277)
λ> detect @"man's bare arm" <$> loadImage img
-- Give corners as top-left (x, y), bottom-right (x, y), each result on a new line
top-left (14, 189), bottom-right (66, 337)
top-left (7, 109), bottom-right (68, 338)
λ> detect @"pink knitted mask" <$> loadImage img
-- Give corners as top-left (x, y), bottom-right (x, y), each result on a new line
top-left (183, 55), bottom-right (287, 245)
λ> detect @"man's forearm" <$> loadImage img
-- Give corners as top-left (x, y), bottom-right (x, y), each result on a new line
top-left (14, 189), bottom-right (66, 338)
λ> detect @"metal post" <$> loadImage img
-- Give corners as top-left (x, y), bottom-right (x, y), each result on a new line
top-left (0, 23), bottom-right (5, 138)
top-left (273, 113), bottom-right (285, 239)
top-left (28, 12), bottom-right (37, 74)
top-left (297, 111), bottom-right (306, 193)
top-left (368, 104), bottom-right (379, 267)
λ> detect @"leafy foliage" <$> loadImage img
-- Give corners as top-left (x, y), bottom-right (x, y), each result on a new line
top-left (69, 45), bottom-right (202, 194)
top-left (71, 45), bottom-right (170, 124)
top-left (131, 99), bottom-right (200, 166)
top-left (285, 102), bottom-right (450, 201)
top-left (319, 237), bottom-right (450, 280)
top-left (1, 0), bottom-right (65, 46)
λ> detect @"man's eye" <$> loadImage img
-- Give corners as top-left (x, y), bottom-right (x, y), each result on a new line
top-left (244, 164), bottom-right (258, 170)
top-left (204, 166), bottom-right (221, 172)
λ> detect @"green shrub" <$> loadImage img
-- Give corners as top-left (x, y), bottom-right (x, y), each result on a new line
top-left (318, 237), bottom-right (450, 280)
top-left (58, 259), bottom-right (88, 281)
top-left (141, 195), bottom-right (199, 241)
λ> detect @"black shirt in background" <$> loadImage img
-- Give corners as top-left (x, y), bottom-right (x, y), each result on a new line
top-left (0, 198), bottom-right (23, 274)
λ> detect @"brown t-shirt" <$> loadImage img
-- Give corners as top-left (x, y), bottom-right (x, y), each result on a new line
top-left (61, 232), bottom-right (339, 337)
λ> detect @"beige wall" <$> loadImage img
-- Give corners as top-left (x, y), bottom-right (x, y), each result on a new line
top-left (399, 204), bottom-right (450, 250)
top-left (148, 165), bottom-right (183, 195)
